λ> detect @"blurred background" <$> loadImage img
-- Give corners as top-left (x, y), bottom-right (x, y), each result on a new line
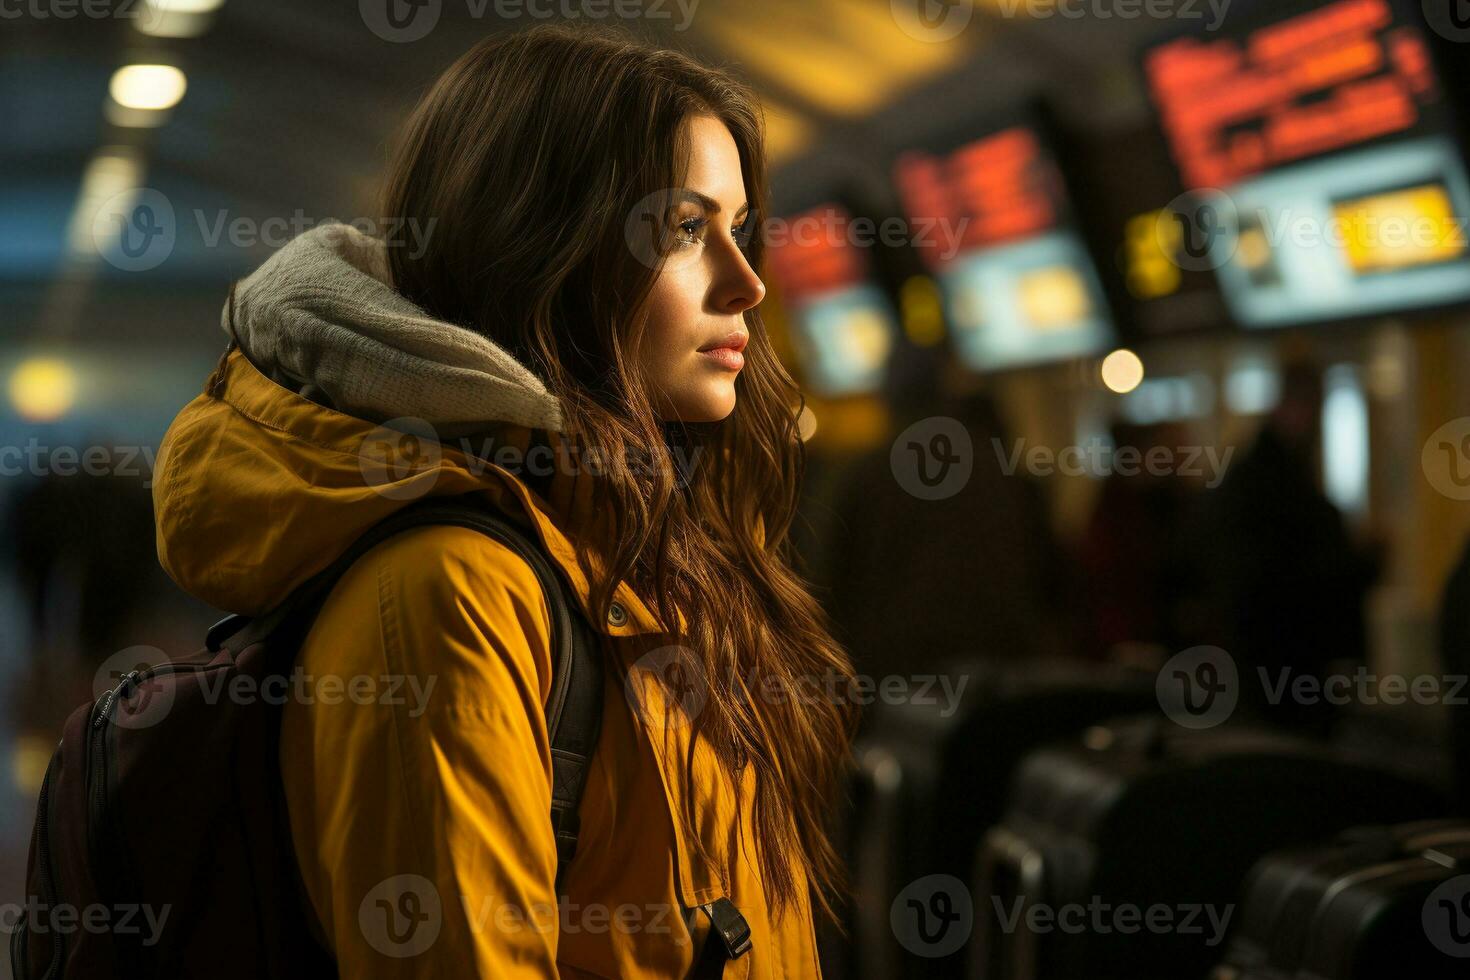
top-left (5, 0), bottom-right (1470, 977)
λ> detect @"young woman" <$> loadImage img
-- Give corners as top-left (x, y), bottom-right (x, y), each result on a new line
top-left (153, 25), bottom-right (859, 979)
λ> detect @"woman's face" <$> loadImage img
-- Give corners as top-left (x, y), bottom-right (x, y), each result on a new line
top-left (637, 113), bottom-right (766, 423)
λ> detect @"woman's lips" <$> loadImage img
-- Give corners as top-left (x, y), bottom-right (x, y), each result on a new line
top-left (699, 346), bottom-right (745, 370)
top-left (698, 330), bottom-right (748, 371)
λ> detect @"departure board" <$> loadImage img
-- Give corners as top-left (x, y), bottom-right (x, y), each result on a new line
top-left (890, 114), bottom-right (1115, 371)
top-left (764, 202), bottom-right (897, 396)
top-left (1140, 0), bottom-right (1470, 328)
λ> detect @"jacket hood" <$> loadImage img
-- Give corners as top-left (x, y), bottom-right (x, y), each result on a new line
top-left (153, 224), bottom-right (664, 631)
top-left (226, 221), bottom-right (563, 434)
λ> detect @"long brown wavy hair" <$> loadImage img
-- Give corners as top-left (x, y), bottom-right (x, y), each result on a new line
top-left (379, 25), bottom-right (860, 925)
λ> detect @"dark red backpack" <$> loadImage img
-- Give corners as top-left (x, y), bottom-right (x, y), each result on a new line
top-left (10, 495), bottom-right (605, 979)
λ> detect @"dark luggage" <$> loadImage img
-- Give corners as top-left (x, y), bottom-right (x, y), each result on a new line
top-left (10, 495), bottom-right (605, 980)
top-left (973, 718), bottom-right (1448, 980)
top-left (1217, 819), bottom-right (1470, 979)
top-left (840, 658), bottom-right (1158, 980)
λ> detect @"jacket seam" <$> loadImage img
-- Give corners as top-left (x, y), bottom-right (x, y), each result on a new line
top-left (375, 559), bottom-right (436, 880)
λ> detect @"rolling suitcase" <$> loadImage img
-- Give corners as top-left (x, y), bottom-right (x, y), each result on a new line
top-left (973, 718), bottom-right (1448, 980)
top-left (841, 658), bottom-right (1158, 980)
top-left (1216, 819), bottom-right (1470, 979)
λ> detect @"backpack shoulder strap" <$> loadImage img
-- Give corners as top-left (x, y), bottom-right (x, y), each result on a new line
top-left (207, 494), bottom-right (604, 895)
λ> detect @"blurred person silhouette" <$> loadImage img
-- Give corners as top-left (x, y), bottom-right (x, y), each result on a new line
top-left (1186, 361), bottom-right (1381, 736)
top-left (1, 442), bottom-right (188, 734)
top-left (810, 344), bottom-right (1077, 696)
top-left (1076, 420), bottom-right (1199, 661)
top-left (1439, 532), bottom-right (1470, 813)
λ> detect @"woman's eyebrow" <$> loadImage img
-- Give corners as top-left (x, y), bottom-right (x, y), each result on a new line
top-left (675, 188), bottom-right (749, 217)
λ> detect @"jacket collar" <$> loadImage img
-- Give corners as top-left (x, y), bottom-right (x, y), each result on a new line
top-left (210, 347), bottom-right (673, 637)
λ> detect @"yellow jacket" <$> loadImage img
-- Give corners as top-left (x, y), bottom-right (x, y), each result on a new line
top-left (153, 348), bottom-right (823, 978)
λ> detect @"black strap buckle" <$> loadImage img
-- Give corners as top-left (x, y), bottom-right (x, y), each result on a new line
top-left (205, 614), bottom-right (250, 652)
top-left (701, 898), bottom-right (752, 959)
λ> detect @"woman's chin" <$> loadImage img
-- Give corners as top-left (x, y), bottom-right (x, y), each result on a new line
top-left (664, 383), bottom-right (737, 424)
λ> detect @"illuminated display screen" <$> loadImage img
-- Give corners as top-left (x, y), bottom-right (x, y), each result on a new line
top-left (892, 121), bottom-right (1115, 371)
top-left (764, 202), bottom-right (897, 397)
top-left (1141, 0), bottom-right (1470, 328)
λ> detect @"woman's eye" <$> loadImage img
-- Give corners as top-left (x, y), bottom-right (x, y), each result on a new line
top-left (674, 217), bottom-right (707, 247)
top-left (732, 210), bottom-right (758, 251)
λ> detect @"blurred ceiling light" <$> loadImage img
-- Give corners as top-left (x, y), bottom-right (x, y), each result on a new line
top-left (108, 64), bottom-right (188, 114)
top-left (66, 147), bottom-right (146, 255)
top-left (1100, 348), bottom-right (1145, 394)
top-left (9, 357), bottom-right (80, 422)
top-left (702, 0), bottom-right (971, 117)
top-left (137, 0), bottom-right (225, 38)
top-left (760, 99), bottom-right (813, 167)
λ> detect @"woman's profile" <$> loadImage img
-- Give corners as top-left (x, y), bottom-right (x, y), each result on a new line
top-left (152, 24), bottom-right (860, 978)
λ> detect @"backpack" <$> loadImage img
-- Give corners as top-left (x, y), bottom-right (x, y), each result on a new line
top-left (10, 494), bottom-right (605, 979)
